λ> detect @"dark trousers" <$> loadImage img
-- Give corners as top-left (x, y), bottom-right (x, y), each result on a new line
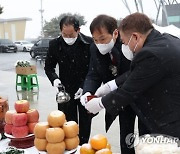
top-left (119, 106), bottom-right (136, 154)
top-left (119, 106), bottom-right (150, 154)
top-left (58, 98), bottom-right (92, 145)
top-left (138, 118), bottom-right (150, 136)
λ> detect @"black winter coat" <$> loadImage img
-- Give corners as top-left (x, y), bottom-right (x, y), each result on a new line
top-left (83, 35), bottom-right (131, 130)
top-left (102, 29), bottom-right (180, 138)
top-left (44, 33), bottom-right (93, 95)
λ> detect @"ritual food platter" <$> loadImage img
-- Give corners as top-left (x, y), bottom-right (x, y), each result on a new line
top-left (4, 133), bottom-right (35, 149)
top-left (64, 148), bottom-right (78, 154)
top-left (4, 133), bottom-right (79, 153)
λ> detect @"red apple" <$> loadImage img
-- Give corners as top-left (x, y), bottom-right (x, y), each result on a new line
top-left (4, 124), bottom-right (13, 134)
top-left (27, 109), bottom-right (39, 123)
top-left (12, 113), bottom-right (28, 127)
top-left (14, 100), bottom-right (30, 113)
top-left (28, 122), bottom-right (38, 134)
top-left (5, 110), bottom-right (16, 124)
top-left (12, 125), bottom-right (29, 138)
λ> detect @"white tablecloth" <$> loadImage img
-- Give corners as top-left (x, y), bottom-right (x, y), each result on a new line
top-left (0, 138), bottom-right (80, 154)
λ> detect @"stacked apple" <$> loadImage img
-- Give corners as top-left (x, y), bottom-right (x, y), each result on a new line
top-left (4, 100), bottom-right (39, 138)
top-left (34, 110), bottom-right (79, 154)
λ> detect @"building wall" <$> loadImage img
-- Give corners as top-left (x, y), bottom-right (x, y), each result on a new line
top-left (0, 19), bottom-right (27, 41)
top-left (162, 4), bottom-right (180, 28)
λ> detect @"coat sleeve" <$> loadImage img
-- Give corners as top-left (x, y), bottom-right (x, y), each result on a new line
top-left (115, 71), bottom-right (130, 87)
top-left (44, 40), bottom-right (59, 85)
top-left (102, 51), bottom-right (164, 117)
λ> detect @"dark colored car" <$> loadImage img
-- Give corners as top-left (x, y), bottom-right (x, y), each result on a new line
top-left (30, 38), bottom-right (53, 58)
top-left (0, 39), bottom-right (17, 53)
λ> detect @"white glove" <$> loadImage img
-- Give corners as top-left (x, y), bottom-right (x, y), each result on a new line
top-left (74, 88), bottom-right (83, 99)
top-left (80, 92), bottom-right (91, 106)
top-left (85, 97), bottom-right (104, 114)
top-left (95, 79), bottom-right (118, 97)
top-left (53, 79), bottom-right (61, 87)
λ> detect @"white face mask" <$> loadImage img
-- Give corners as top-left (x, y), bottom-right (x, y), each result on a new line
top-left (122, 35), bottom-right (137, 61)
top-left (96, 39), bottom-right (115, 55)
top-left (122, 44), bottom-right (134, 61)
top-left (63, 37), bottom-right (77, 45)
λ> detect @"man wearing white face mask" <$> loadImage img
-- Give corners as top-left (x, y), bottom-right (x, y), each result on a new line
top-left (85, 13), bottom-right (180, 140)
top-left (121, 35), bottom-right (135, 61)
top-left (44, 15), bottom-right (93, 144)
top-left (95, 37), bottom-right (115, 55)
top-left (80, 14), bottom-right (137, 154)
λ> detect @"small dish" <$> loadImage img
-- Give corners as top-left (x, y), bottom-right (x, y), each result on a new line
top-left (4, 133), bottom-right (34, 139)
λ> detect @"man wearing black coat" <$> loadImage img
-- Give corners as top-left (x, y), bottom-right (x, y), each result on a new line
top-left (44, 15), bottom-right (93, 144)
top-left (85, 13), bottom-right (180, 139)
top-left (81, 15), bottom-right (137, 154)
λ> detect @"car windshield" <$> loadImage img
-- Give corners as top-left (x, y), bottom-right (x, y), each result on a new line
top-left (43, 39), bottom-right (51, 44)
top-left (0, 39), bottom-right (13, 44)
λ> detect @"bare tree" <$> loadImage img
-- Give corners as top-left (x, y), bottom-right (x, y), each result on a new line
top-left (0, 5), bottom-right (3, 14)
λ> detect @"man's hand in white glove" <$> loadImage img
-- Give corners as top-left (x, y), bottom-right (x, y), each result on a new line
top-left (53, 79), bottom-right (61, 87)
top-left (95, 79), bottom-right (118, 97)
top-left (85, 97), bottom-right (104, 114)
top-left (80, 92), bottom-right (91, 106)
top-left (74, 88), bottom-right (83, 99)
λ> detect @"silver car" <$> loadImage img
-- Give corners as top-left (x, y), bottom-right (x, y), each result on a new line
top-left (14, 40), bottom-right (34, 52)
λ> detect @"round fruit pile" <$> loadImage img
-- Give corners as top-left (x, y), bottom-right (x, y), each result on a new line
top-left (34, 110), bottom-right (79, 154)
top-left (80, 134), bottom-right (112, 154)
top-left (4, 100), bottom-right (39, 138)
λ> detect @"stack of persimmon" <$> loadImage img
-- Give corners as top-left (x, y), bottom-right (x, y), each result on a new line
top-left (80, 134), bottom-right (112, 154)
top-left (63, 121), bottom-right (79, 151)
top-left (34, 110), bottom-right (79, 154)
top-left (34, 122), bottom-right (49, 151)
top-left (4, 100), bottom-right (39, 138)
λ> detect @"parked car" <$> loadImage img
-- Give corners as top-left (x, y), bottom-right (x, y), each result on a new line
top-left (0, 39), bottom-right (17, 53)
top-left (30, 38), bottom-right (53, 58)
top-left (14, 40), bottom-right (34, 52)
